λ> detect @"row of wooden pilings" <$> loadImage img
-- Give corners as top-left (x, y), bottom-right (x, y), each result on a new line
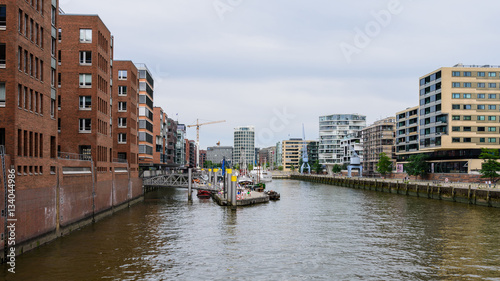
top-left (291, 175), bottom-right (500, 208)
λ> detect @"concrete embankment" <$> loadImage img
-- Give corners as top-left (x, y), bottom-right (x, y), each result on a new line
top-left (291, 175), bottom-right (500, 208)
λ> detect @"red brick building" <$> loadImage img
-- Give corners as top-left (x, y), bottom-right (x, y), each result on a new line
top-left (0, 0), bottom-right (60, 258)
top-left (152, 106), bottom-right (167, 169)
top-left (113, 60), bottom-right (139, 174)
top-left (199, 149), bottom-right (207, 168)
top-left (58, 14), bottom-right (113, 176)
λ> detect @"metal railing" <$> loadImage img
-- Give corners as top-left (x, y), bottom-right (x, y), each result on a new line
top-left (113, 158), bottom-right (128, 164)
top-left (58, 152), bottom-right (92, 161)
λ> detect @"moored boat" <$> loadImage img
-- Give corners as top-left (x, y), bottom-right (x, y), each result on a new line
top-left (265, 190), bottom-right (280, 200)
top-left (197, 189), bottom-right (211, 199)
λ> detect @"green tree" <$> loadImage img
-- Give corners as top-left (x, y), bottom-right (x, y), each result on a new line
top-left (405, 154), bottom-right (429, 180)
top-left (278, 166), bottom-right (284, 171)
top-left (234, 164), bottom-right (240, 170)
top-left (332, 164), bottom-right (342, 174)
top-left (290, 165), bottom-right (295, 172)
top-left (248, 164), bottom-right (254, 171)
top-left (376, 152), bottom-right (393, 177)
top-left (313, 160), bottom-right (323, 174)
top-left (479, 148), bottom-right (500, 183)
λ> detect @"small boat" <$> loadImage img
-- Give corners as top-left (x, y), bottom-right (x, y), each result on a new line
top-left (197, 189), bottom-right (211, 199)
top-left (265, 190), bottom-right (280, 200)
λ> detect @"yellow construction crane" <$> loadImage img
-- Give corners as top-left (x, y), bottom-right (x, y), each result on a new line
top-left (187, 119), bottom-right (226, 167)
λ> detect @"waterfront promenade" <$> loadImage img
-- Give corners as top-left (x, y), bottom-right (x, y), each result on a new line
top-left (290, 174), bottom-right (500, 208)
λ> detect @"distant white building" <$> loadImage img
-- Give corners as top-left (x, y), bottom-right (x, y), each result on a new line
top-left (319, 114), bottom-right (366, 165)
top-left (233, 126), bottom-right (255, 168)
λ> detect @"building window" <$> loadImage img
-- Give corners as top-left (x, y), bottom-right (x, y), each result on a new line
top-left (489, 83), bottom-right (497, 88)
top-left (480, 138), bottom-right (485, 143)
top-left (118, 70), bottom-right (127, 80)
top-left (489, 116), bottom-right (496, 121)
top-left (463, 83), bottom-right (472, 88)
top-left (79, 51), bottom-right (91, 64)
top-left (452, 82), bottom-right (460, 88)
top-left (488, 127), bottom-right (497, 132)
top-left (118, 102), bottom-right (127, 112)
top-left (79, 96), bottom-right (91, 110)
top-left (0, 82), bottom-right (5, 107)
top-left (489, 138), bottom-right (497, 143)
top-left (478, 127), bottom-right (485, 131)
top-left (452, 71), bottom-right (460, 77)
top-left (452, 93), bottom-right (460, 99)
top-left (79, 29), bottom-right (92, 42)
top-left (463, 127), bottom-right (471, 132)
top-left (79, 74), bottom-right (92, 87)
top-left (452, 126), bottom-right (460, 132)
top-left (452, 104), bottom-right (460, 110)
top-left (463, 116), bottom-right (472, 121)
top-left (489, 72), bottom-right (497, 77)
top-left (478, 115), bottom-right (485, 121)
top-left (118, 133), bottom-right (127, 144)
top-left (79, 119), bottom-right (91, 133)
top-left (463, 105), bottom-right (471, 110)
top-left (118, 86), bottom-right (127, 96)
top-left (477, 94), bottom-right (485, 99)
top-left (477, 105), bottom-right (485, 110)
top-left (463, 138), bottom-right (471, 143)
top-left (464, 71), bottom-right (471, 77)
top-left (452, 138), bottom-right (460, 143)
top-left (488, 105), bottom-right (497, 110)
top-left (0, 43), bottom-right (5, 67)
top-left (452, 116), bottom-right (460, 120)
top-left (477, 83), bottom-right (485, 88)
top-left (478, 72), bottom-right (485, 77)
top-left (118, 117), bottom-right (127, 128)
top-left (0, 6), bottom-right (5, 29)
top-left (463, 94), bottom-right (471, 99)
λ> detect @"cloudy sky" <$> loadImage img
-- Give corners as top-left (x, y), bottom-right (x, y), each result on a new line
top-left (61, 0), bottom-right (500, 149)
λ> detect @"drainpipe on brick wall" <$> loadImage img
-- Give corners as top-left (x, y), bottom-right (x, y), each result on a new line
top-left (91, 159), bottom-right (96, 223)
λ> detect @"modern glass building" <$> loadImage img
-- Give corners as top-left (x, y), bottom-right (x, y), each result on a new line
top-left (233, 126), bottom-right (255, 168)
top-left (319, 114), bottom-right (366, 165)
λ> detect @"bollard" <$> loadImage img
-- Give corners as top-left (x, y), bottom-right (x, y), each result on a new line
top-left (226, 169), bottom-right (232, 204)
top-left (231, 175), bottom-right (237, 208)
top-left (188, 168), bottom-right (192, 201)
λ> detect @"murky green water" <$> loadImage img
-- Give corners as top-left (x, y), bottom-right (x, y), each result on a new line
top-left (2, 180), bottom-right (500, 280)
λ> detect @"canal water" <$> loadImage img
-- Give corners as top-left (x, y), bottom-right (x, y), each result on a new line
top-left (2, 180), bottom-right (500, 280)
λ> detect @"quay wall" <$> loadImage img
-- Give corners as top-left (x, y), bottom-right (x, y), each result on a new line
top-left (291, 175), bottom-right (500, 208)
top-left (0, 156), bottom-right (143, 262)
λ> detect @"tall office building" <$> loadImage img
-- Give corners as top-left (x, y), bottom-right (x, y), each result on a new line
top-left (414, 64), bottom-right (500, 174)
top-left (319, 114), bottom-right (366, 165)
top-left (362, 117), bottom-right (396, 175)
top-left (233, 126), bottom-right (255, 167)
top-left (281, 138), bottom-right (316, 172)
top-left (175, 124), bottom-right (186, 167)
top-left (136, 63), bottom-right (154, 169)
top-left (395, 106), bottom-right (419, 172)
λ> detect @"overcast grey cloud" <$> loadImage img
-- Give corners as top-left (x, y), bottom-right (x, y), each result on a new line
top-left (60, 0), bottom-right (500, 148)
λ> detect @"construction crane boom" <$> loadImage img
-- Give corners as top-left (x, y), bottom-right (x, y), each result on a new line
top-left (187, 119), bottom-right (226, 168)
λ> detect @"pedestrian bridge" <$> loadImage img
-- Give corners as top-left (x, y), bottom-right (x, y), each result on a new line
top-left (143, 173), bottom-right (214, 190)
